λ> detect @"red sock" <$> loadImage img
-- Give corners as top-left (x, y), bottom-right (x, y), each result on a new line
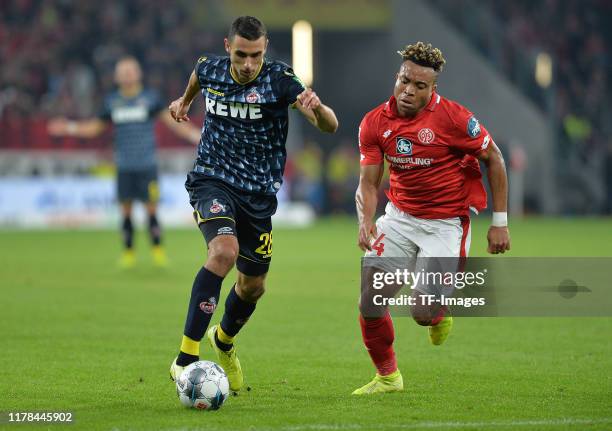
top-left (430, 306), bottom-right (447, 326)
top-left (359, 313), bottom-right (397, 376)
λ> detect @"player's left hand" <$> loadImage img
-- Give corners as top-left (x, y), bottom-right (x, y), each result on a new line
top-left (169, 97), bottom-right (191, 123)
top-left (297, 88), bottom-right (321, 111)
top-left (487, 226), bottom-right (511, 254)
top-left (358, 220), bottom-right (378, 252)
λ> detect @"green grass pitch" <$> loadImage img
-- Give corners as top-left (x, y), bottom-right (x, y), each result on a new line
top-left (1, 217), bottom-right (611, 430)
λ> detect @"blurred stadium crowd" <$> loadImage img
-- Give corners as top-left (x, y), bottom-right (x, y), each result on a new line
top-left (0, 0), bottom-right (212, 118)
top-left (431, 0), bottom-right (612, 213)
top-left (1, 0), bottom-right (611, 213)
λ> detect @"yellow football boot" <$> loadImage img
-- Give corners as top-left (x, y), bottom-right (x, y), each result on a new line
top-left (429, 315), bottom-right (453, 345)
top-left (118, 249), bottom-right (136, 268)
top-left (351, 370), bottom-right (403, 395)
top-left (152, 246), bottom-right (168, 267)
top-left (206, 325), bottom-right (243, 392)
top-left (169, 357), bottom-right (185, 382)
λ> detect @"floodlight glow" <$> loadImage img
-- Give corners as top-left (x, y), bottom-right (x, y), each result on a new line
top-left (535, 52), bottom-right (552, 88)
top-left (292, 20), bottom-right (313, 87)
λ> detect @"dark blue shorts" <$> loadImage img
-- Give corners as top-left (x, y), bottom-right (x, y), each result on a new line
top-left (117, 169), bottom-right (159, 203)
top-left (185, 173), bottom-right (277, 276)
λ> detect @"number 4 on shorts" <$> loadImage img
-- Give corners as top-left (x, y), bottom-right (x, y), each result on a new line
top-left (371, 233), bottom-right (385, 256)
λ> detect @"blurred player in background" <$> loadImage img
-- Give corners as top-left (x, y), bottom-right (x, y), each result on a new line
top-left (48, 56), bottom-right (201, 268)
top-left (354, 42), bottom-right (510, 394)
top-left (168, 16), bottom-right (338, 392)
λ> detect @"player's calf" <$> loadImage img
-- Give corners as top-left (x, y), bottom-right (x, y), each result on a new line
top-left (207, 275), bottom-right (264, 393)
top-left (235, 273), bottom-right (266, 302)
top-left (358, 313), bottom-right (398, 375)
top-left (173, 220), bottom-right (238, 376)
top-left (218, 280), bottom-right (261, 345)
top-left (175, 266), bottom-right (226, 368)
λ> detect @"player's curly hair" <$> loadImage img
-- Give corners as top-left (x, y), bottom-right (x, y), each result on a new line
top-left (397, 42), bottom-right (446, 72)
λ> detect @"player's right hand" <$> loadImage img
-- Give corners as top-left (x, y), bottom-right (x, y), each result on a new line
top-left (487, 226), bottom-right (511, 254)
top-left (169, 97), bottom-right (190, 123)
top-left (297, 88), bottom-right (321, 111)
top-left (358, 221), bottom-right (378, 252)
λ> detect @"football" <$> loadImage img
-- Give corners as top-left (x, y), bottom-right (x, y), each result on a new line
top-left (176, 361), bottom-right (230, 410)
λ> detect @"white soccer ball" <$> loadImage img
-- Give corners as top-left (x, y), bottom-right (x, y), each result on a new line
top-left (176, 361), bottom-right (230, 410)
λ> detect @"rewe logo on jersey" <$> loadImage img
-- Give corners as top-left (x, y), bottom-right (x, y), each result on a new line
top-left (111, 105), bottom-right (149, 123)
top-left (206, 96), bottom-right (262, 119)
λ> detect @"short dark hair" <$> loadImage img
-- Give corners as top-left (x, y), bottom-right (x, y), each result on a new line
top-left (229, 16), bottom-right (267, 41)
top-left (397, 41), bottom-right (446, 72)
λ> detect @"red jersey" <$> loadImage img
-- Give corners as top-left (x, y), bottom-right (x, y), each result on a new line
top-left (359, 93), bottom-right (491, 219)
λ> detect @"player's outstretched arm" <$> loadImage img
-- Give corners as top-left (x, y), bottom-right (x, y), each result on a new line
top-left (158, 111), bottom-right (201, 145)
top-left (47, 118), bottom-right (108, 138)
top-left (169, 71), bottom-right (200, 123)
top-left (295, 88), bottom-right (338, 133)
top-left (477, 142), bottom-right (511, 254)
top-left (355, 163), bottom-right (384, 251)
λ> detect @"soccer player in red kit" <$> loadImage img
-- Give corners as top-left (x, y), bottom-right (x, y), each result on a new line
top-left (353, 42), bottom-right (511, 394)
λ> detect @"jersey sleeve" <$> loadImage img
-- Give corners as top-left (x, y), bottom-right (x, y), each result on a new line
top-left (358, 113), bottom-right (383, 166)
top-left (194, 54), bottom-right (211, 89)
top-left (149, 90), bottom-right (165, 116)
top-left (277, 67), bottom-right (306, 106)
top-left (448, 105), bottom-right (493, 156)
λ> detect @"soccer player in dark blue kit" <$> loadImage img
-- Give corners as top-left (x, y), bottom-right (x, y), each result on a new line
top-left (48, 57), bottom-right (201, 267)
top-left (168, 16), bottom-right (338, 391)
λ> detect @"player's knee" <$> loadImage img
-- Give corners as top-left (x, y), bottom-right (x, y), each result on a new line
top-left (207, 243), bottom-right (238, 271)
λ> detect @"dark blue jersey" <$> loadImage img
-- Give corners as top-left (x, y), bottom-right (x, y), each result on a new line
top-left (100, 88), bottom-right (164, 171)
top-left (193, 54), bottom-right (306, 195)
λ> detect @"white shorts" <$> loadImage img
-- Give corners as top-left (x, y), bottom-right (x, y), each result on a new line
top-left (365, 202), bottom-right (471, 259)
top-left (363, 202), bottom-right (471, 295)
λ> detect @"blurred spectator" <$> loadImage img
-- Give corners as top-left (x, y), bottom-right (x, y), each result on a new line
top-left (291, 141), bottom-right (326, 213)
top-left (0, 0), bottom-right (214, 120)
top-left (326, 141), bottom-right (360, 214)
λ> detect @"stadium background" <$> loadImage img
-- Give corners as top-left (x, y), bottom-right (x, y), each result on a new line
top-left (1, 1), bottom-right (611, 430)
top-left (2, 0), bottom-right (611, 226)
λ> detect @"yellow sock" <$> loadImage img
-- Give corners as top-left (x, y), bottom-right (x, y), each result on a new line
top-left (216, 326), bottom-right (235, 345)
top-left (180, 335), bottom-right (199, 356)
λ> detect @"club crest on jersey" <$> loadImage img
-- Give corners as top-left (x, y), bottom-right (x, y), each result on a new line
top-left (246, 89), bottom-right (260, 103)
top-left (396, 137), bottom-right (413, 155)
top-left (418, 128), bottom-right (435, 144)
top-left (199, 297), bottom-right (217, 314)
top-left (209, 199), bottom-right (226, 214)
top-left (467, 116), bottom-right (481, 138)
